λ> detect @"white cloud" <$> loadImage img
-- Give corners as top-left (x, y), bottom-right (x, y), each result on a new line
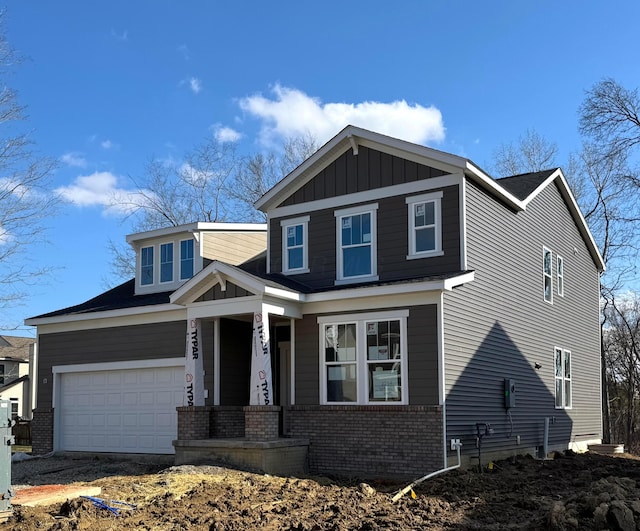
top-left (239, 84), bottom-right (445, 148)
top-left (111, 29), bottom-right (128, 42)
top-left (189, 77), bottom-right (202, 94)
top-left (213, 125), bottom-right (242, 143)
top-left (60, 152), bottom-right (87, 168)
top-left (56, 172), bottom-right (145, 215)
top-left (101, 139), bottom-right (115, 150)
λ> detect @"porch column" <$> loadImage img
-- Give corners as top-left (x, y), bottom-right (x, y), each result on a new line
top-left (176, 406), bottom-right (213, 440)
top-left (243, 405), bottom-right (281, 440)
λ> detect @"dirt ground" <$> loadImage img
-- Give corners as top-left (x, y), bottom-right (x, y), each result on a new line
top-left (5, 450), bottom-right (640, 530)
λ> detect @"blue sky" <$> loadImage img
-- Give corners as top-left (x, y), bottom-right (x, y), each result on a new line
top-left (3, 1), bottom-right (640, 336)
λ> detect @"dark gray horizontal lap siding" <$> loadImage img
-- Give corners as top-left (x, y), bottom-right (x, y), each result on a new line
top-left (295, 305), bottom-right (439, 406)
top-left (37, 321), bottom-right (188, 409)
top-left (443, 179), bottom-right (601, 456)
top-left (271, 185), bottom-right (460, 289)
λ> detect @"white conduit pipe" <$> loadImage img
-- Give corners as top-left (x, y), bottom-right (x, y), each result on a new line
top-left (392, 441), bottom-right (462, 503)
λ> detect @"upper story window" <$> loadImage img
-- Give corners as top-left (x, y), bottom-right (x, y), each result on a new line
top-left (543, 247), bottom-right (553, 303)
top-left (406, 191), bottom-right (443, 259)
top-left (160, 243), bottom-right (174, 283)
top-left (141, 246), bottom-right (154, 286)
top-left (318, 310), bottom-right (408, 405)
top-left (555, 347), bottom-right (572, 409)
top-left (557, 255), bottom-right (564, 297)
top-left (281, 216), bottom-right (309, 274)
top-left (180, 239), bottom-right (194, 280)
top-left (335, 204), bottom-right (378, 284)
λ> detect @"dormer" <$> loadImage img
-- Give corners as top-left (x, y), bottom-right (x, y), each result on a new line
top-left (126, 222), bottom-right (267, 295)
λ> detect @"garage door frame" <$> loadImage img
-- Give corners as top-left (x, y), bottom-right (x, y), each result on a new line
top-left (52, 357), bottom-right (185, 453)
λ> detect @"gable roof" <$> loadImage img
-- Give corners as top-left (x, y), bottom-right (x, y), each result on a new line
top-left (0, 335), bottom-right (34, 361)
top-left (255, 125), bottom-right (605, 272)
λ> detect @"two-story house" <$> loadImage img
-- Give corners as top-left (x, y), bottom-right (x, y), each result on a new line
top-left (27, 126), bottom-right (604, 478)
top-left (0, 335), bottom-right (36, 420)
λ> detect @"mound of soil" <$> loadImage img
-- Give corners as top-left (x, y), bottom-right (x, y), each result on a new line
top-left (6, 451), bottom-right (640, 530)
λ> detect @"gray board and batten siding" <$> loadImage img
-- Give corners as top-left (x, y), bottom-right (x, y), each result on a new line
top-left (443, 178), bottom-right (601, 456)
top-left (269, 147), bottom-right (461, 288)
top-left (293, 305), bottom-right (440, 406)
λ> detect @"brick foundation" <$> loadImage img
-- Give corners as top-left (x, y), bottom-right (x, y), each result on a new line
top-left (31, 408), bottom-right (54, 455)
top-left (287, 405), bottom-right (444, 478)
top-left (176, 406), bottom-right (212, 440)
top-left (211, 406), bottom-right (245, 438)
top-left (243, 405), bottom-right (281, 441)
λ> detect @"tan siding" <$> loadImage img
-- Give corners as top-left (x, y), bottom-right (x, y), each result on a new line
top-left (202, 232), bottom-right (266, 264)
top-left (443, 179), bottom-right (602, 457)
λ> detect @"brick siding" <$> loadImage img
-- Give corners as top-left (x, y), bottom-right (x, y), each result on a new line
top-left (176, 406), bottom-right (212, 440)
top-left (31, 408), bottom-right (53, 455)
top-left (243, 405), bottom-right (281, 441)
top-left (211, 406), bottom-right (245, 438)
top-left (287, 405), bottom-right (444, 478)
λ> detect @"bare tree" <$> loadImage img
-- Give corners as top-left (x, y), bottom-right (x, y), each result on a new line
top-left (0, 14), bottom-right (58, 325)
top-left (490, 129), bottom-right (559, 177)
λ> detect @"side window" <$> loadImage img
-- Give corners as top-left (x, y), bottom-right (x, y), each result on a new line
top-left (335, 204), bottom-right (378, 283)
top-left (406, 191), bottom-right (443, 259)
top-left (0, 363), bottom-right (4, 385)
top-left (557, 255), bottom-right (564, 297)
top-left (180, 239), bottom-right (194, 280)
top-left (543, 247), bottom-right (553, 303)
top-left (160, 242), bottom-right (174, 283)
top-left (281, 216), bottom-right (309, 274)
top-left (141, 246), bottom-right (154, 286)
top-left (555, 348), bottom-right (572, 409)
top-left (10, 398), bottom-right (18, 420)
top-left (319, 311), bottom-right (408, 405)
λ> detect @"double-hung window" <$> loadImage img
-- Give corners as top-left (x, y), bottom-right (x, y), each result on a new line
top-left (141, 246), bottom-right (154, 286)
top-left (335, 204), bottom-right (378, 283)
top-left (554, 348), bottom-right (572, 408)
top-left (180, 239), bottom-right (194, 280)
top-left (557, 255), bottom-right (564, 297)
top-left (281, 216), bottom-right (309, 274)
top-left (543, 247), bottom-right (553, 303)
top-left (319, 310), bottom-right (408, 405)
top-left (406, 191), bottom-right (443, 259)
top-left (160, 243), bottom-right (174, 283)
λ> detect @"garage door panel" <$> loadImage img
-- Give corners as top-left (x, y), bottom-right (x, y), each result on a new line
top-left (59, 364), bottom-right (184, 454)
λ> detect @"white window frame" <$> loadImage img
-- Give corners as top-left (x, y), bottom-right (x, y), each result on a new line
top-left (406, 191), bottom-right (444, 259)
top-left (557, 255), bottom-right (564, 297)
top-left (141, 245), bottom-right (155, 286)
top-left (180, 238), bottom-right (195, 280)
top-left (281, 215), bottom-right (310, 275)
top-left (335, 204), bottom-right (379, 285)
top-left (554, 347), bottom-right (572, 409)
top-left (160, 242), bottom-right (174, 284)
top-left (318, 310), bottom-right (409, 405)
top-left (543, 246), bottom-right (553, 304)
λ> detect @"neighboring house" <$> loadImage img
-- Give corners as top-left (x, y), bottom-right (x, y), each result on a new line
top-left (26, 126), bottom-right (604, 478)
top-left (0, 335), bottom-right (37, 420)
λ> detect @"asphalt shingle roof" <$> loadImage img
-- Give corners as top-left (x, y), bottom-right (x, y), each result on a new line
top-left (496, 169), bottom-right (557, 201)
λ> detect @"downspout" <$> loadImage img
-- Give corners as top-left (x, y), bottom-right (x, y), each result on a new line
top-left (392, 439), bottom-right (462, 502)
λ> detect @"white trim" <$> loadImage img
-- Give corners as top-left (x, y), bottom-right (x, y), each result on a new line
top-left (437, 293), bottom-right (445, 406)
top-left (306, 290), bottom-right (442, 315)
top-left (269, 173), bottom-right (462, 219)
top-left (335, 203), bottom-right (378, 283)
top-left (554, 347), bottom-right (573, 410)
top-left (460, 178), bottom-right (468, 271)
top-left (290, 318), bottom-right (296, 406)
top-left (406, 191), bottom-right (443, 259)
top-left (53, 357), bottom-right (185, 374)
top-left (557, 255), bottom-right (564, 297)
top-left (126, 222), bottom-right (267, 243)
top-left (318, 309), bottom-right (409, 406)
top-left (159, 242), bottom-right (175, 284)
top-left (543, 246), bottom-right (553, 304)
top-left (213, 317), bottom-right (220, 405)
top-left (281, 215), bottom-right (310, 275)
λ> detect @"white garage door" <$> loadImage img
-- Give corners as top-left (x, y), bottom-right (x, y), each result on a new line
top-left (58, 364), bottom-right (184, 454)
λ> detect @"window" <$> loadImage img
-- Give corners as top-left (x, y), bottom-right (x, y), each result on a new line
top-left (180, 239), bottom-right (194, 280)
top-left (10, 398), bottom-right (18, 420)
top-left (281, 216), bottom-right (309, 274)
top-left (557, 255), bottom-right (564, 297)
top-left (319, 310), bottom-right (408, 405)
top-left (335, 204), bottom-right (378, 283)
top-left (555, 348), bottom-right (572, 408)
top-left (160, 243), bottom-right (174, 283)
top-left (406, 191), bottom-right (443, 258)
top-left (0, 363), bottom-right (4, 385)
top-left (543, 247), bottom-right (553, 303)
top-left (141, 246), bottom-right (154, 286)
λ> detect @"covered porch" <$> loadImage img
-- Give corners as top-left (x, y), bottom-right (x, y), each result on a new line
top-left (169, 261), bottom-right (309, 475)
